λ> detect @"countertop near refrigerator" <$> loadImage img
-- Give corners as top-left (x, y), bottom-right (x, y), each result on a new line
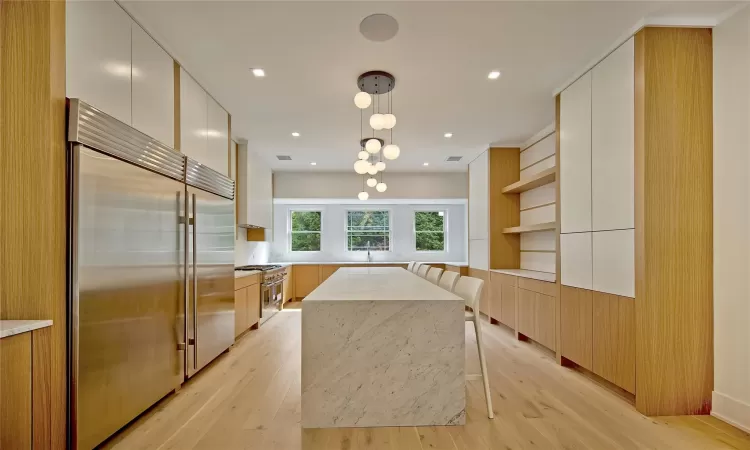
top-left (0, 320), bottom-right (53, 339)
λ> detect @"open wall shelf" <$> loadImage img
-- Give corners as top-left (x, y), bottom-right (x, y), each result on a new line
top-left (502, 222), bottom-right (556, 234)
top-left (502, 167), bottom-right (556, 194)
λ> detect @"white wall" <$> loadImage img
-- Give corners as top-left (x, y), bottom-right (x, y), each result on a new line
top-left (273, 172), bottom-right (468, 199)
top-left (713, 6), bottom-right (750, 433)
top-left (271, 202), bottom-right (467, 264)
top-left (235, 240), bottom-right (270, 266)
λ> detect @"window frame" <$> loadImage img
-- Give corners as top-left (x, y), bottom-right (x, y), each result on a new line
top-left (413, 209), bottom-right (448, 253)
top-left (345, 208), bottom-right (393, 253)
top-left (288, 208), bottom-right (323, 252)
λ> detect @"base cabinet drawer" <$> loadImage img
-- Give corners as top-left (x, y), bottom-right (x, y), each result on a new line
top-left (592, 292), bottom-right (635, 393)
top-left (560, 286), bottom-right (593, 370)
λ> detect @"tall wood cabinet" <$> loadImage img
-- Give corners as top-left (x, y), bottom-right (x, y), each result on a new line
top-left (557, 28), bottom-right (713, 415)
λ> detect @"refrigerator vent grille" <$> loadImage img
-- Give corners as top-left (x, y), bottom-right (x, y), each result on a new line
top-left (67, 99), bottom-right (185, 181)
top-left (186, 159), bottom-right (235, 200)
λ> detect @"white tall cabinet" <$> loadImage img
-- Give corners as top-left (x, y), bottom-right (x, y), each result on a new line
top-left (180, 69), bottom-right (230, 176)
top-left (560, 38), bottom-right (635, 298)
top-left (468, 151), bottom-right (489, 270)
top-left (67, 0), bottom-right (174, 147)
top-left (238, 144), bottom-right (273, 230)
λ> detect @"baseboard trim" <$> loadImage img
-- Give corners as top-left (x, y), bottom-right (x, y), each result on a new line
top-left (712, 391), bottom-right (750, 434)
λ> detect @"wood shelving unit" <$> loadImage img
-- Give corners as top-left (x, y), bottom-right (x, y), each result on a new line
top-left (502, 222), bottom-right (556, 234)
top-left (501, 167), bottom-right (556, 194)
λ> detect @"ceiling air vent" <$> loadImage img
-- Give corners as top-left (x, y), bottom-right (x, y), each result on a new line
top-left (445, 156), bottom-right (462, 162)
top-left (276, 155), bottom-right (292, 161)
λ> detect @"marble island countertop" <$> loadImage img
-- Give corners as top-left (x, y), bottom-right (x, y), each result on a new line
top-left (1, 320), bottom-right (53, 339)
top-left (305, 267), bottom-right (461, 302)
top-left (301, 267), bottom-right (466, 428)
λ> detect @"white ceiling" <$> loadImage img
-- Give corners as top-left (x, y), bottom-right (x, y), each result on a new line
top-left (122, 1), bottom-right (740, 172)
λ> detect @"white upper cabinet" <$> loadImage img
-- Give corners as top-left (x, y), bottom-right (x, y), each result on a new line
top-left (180, 69), bottom-right (208, 164)
top-left (593, 229), bottom-right (635, 297)
top-left (207, 96), bottom-right (230, 176)
top-left (560, 71), bottom-right (592, 234)
top-left (131, 24), bottom-right (174, 147)
top-left (469, 151), bottom-right (489, 240)
top-left (591, 37), bottom-right (635, 231)
top-left (560, 232), bottom-right (593, 290)
top-left (67, 0), bottom-right (132, 125)
top-left (238, 144), bottom-right (273, 229)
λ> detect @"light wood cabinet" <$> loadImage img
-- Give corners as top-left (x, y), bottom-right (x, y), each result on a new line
top-left (468, 268), bottom-right (490, 316)
top-left (560, 286), bottom-right (593, 370)
top-left (593, 292), bottom-right (635, 393)
top-left (517, 288), bottom-right (536, 339)
top-left (0, 327), bottom-right (52, 450)
top-left (489, 272), bottom-right (516, 328)
top-left (591, 37), bottom-right (634, 232)
top-left (234, 276), bottom-right (261, 338)
top-left (560, 232), bottom-right (592, 290)
top-left (517, 288), bottom-right (555, 351)
top-left (234, 287), bottom-right (248, 338)
top-left (281, 266), bottom-right (293, 304)
top-left (131, 23), bottom-right (174, 147)
top-left (294, 265), bottom-right (320, 299)
top-left (66, 0), bottom-right (132, 125)
top-left (560, 71), bottom-right (592, 234)
top-left (592, 229), bottom-right (635, 297)
top-left (319, 265), bottom-right (339, 282)
top-left (445, 265), bottom-right (468, 276)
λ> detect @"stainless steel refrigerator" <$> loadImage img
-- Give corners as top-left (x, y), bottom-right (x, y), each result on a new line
top-left (66, 99), bottom-right (235, 449)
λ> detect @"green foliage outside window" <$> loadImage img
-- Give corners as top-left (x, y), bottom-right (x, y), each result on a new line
top-left (290, 211), bottom-right (321, 251)
top-left (347, 210), bottom-right (390, 251)
top-left (415, 211), bottom-right (445, 251)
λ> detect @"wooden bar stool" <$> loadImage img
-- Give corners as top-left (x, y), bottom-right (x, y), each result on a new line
top-left (454, 276), bottom-right (494, 419)
top-left (426, 267), bottom-right (444, 285)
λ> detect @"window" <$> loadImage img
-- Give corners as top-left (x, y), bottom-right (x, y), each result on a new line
top-left (347, 210), bottom-right (390, 251)
top-left (415, 211), bottom-right (446, 251)
top-left (290, 210), bottom-right (321, 251)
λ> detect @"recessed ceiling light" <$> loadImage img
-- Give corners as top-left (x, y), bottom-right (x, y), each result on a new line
top-left (251, 68), bottom-right (265, 77)
top-left (423, 162), bottom-right (429, 166)
top-left (444, 133), bottom-right (453, 138)
top-left (310, 162), bottom-right (317, 166)
top-left (291, 132), bottom-right (300, 137)
top-left (488, 71), bottom-right (501, 80)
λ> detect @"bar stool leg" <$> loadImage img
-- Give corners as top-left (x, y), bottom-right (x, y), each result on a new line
top-left (473, 316), bottom-right (494, 419)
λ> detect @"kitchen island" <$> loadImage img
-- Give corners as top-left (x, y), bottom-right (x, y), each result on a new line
top-left (301, 267), bottom-right (465, 428)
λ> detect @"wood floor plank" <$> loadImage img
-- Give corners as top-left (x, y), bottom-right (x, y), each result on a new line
top-left (99, 307), bottom-right (750, 450)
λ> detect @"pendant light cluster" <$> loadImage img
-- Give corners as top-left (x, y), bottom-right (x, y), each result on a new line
top-left (353, 71), bottom-right (399, 200)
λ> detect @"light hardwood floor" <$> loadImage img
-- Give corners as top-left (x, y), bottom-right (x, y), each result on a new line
top-left (101, 304), bottom-right (750, 450)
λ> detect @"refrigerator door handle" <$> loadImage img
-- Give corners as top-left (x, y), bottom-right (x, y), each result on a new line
top-left (178, 190), bottom-right (188, 353)
top-left (192, 193), bottom-right (198, 370)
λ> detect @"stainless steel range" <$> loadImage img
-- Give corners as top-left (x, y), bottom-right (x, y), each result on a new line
top-left (236, 265), bottom-right (287, 324)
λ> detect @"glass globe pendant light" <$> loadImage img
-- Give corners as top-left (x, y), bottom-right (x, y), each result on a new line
top-left (382, 114), bottom-right (396, 130)
top-left (383, 144), bottom-right (400, 160)
top-left (358, 191), bottom-right (369, 201)
top-left (369, 113), bottom-right (385, 131)
top-left (354, 159), bottom-right (369, 174)
top-left (365, 138), bottom-right (381, 154)
top-left (358, 150), bottom-right (369, 160)
top-left (354, 91), bottom-right (371, 109)
top-left (366, 177), bottom-right (377, 188)
top-left (367, 164), bottom-right (378, 175)
top-left (376, 182), bottom-right (387, 193)
top-left (375, 161), bottom-right (386, 171)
